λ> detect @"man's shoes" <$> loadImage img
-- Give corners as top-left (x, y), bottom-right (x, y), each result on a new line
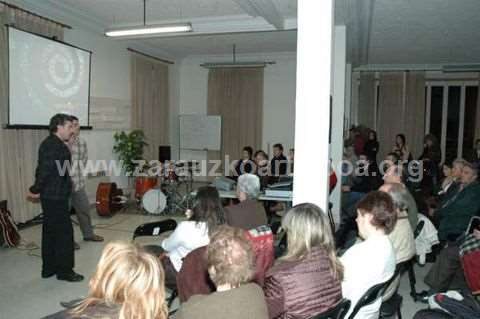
top-left (84, 234), bottom-right (104, 242)
top-left (41, 271), bottom-right (56, 278)
top-left (57, 272), bottom-right (84, 282)
top-left (74, 242), bottom-right (80, 250)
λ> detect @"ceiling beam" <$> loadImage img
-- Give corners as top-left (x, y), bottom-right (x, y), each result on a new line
top-left (233, 0), bottom-right (285, 30)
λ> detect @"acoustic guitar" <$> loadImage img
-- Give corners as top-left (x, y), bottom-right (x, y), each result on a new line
top-left (96, 183), bottom-right (124, 216)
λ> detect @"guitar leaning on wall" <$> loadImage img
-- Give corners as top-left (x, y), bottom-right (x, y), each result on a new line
top-left (0, 201), bottom-right (21, 247)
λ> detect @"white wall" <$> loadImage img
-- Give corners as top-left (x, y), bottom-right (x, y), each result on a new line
top-left (177, 52), bottom-right (296, 163)
top-left (63, 28), bottom-right (180, 197)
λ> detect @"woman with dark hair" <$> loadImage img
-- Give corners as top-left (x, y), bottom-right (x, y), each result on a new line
top-left (160, 186), bottom-right (225, 287)
top-left (392, 134), bottom-right (412, 162)
top-left (419, 134), bottom-right (442, 193)
top-left (264, 203), bottom-right (343, 319)
top-left (340, 191), bottom-right (397, 319)
top-left (234, 146), bottom-right (255, 176)
top-left (364, 130), bottom-right (379, 163)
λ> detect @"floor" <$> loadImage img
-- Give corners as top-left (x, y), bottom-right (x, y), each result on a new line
top-left (0, 207), bottom-right (431, 319)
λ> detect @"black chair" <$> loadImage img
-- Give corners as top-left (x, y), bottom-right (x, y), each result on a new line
top-left (311, 299), bottom-right (351, 319)
top-left (328, 202), bottom-right (336, 232)
top-left (132, 219), bottom-right (178, 310)
top-left (380, 293), bottom-right (403, 319)
top-left (132, 219), bottom-right (177, 240)
top-left (347, 267), bottom-right (400, 319)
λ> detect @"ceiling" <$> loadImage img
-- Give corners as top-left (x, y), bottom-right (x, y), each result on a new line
top-left (8, 0), bottom-right (480, 65)
top-left (340, 0), bottom-right (480, 67)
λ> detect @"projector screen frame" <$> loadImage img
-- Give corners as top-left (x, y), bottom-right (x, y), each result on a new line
top-left (4, 24), bottom-right (93, 130)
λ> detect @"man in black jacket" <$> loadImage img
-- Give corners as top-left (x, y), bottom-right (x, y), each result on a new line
top-left (28, 114), bottom-right (83, 282)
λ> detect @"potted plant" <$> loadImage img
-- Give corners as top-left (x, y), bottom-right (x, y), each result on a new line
top-left (113, 130), bottom-right (148, 178)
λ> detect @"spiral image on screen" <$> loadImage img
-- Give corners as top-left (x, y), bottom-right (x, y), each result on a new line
top-left (8, 27), bottom-right (90, 126)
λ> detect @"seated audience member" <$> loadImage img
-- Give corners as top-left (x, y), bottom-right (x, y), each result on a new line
top-left (264, 203), bottom-right (343, 319)
top-left (254, 150), bottom-right (270, 189)
top-left (175, 226), bottom-right (269, 319)
top-left (432, 161), bottom-right (480, 241)
top-left (364, 130), bottom-right (379, 164)
top-left (270, 143), bottom-right (288, 181)
top-left (44, 241), bottom-right (168, 319)
top-left (423, 228), bottom-right (480, 297)
top-left (287, 148), bottom-right (294, 174)
top-left (160, 186), bottom-right (225, 287)
top-left (379, 183), bottom-right (416, 299)
top-left (347, 126), bottom-right (366, 156)
top-left (383, 164), bottom-right (419, 230)
top-left (384, 152), bottom-right (400, 172)
top-left (340, 154), bottom-right (382, 232)
top-left (234, 146), bottom-right (255, 176)
top-left (419, 134), bottom-right (442, 192)
top-left (340, 191), bottom-right (397, 319)
top-left (225, 174), bottom-right (268, 230)
top-left (436, 159), bottom-right (466, 206)
top-left (351, 154), bottom-right (382, 193)
top-left (392, 133), bottom-right (412, 162)
top-left (380, 183), bottom-right (416, 263)
top-left (468, 138), bottom-right (480, 163)
top-left (437, 162), bottom-right (455, 196)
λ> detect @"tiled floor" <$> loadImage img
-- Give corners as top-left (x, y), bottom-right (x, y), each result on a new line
top-left (0, 208), bottom-right (431, 319)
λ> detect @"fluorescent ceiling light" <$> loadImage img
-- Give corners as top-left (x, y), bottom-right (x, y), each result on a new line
top-left (105, 23), bottom-right (192, 37)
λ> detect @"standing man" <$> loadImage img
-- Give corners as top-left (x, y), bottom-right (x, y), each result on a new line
top-left (68, 116), bottom-right (103, 246)
top-left (28, 114), bottom-right (83, 282)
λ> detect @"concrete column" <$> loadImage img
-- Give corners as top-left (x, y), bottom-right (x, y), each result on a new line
top-left (330, 26), bottom-right (347, 223)
top-left (293, 0), bottom-right (333, 211)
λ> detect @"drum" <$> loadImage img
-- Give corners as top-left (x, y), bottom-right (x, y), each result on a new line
top-left (135, 176), bottom-right (158, 199)
top-left (142, 189), bottom-right (167, 214)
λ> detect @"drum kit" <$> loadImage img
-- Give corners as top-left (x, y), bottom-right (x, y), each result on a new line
top-left (135, 161), bottom-right (198, 215)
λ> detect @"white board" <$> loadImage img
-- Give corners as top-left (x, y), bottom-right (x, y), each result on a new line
top-left (179, 115), bottom-right (221, 151)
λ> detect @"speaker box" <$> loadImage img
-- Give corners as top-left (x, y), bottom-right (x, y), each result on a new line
top-left (159, 145), bottom-right (171, 163)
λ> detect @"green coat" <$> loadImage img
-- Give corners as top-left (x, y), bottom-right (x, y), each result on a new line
top-left (437, 181), bottom-right (480, 241)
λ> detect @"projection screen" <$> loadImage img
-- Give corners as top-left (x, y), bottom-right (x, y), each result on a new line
top-left (8, 26), bottom-right (91, 127)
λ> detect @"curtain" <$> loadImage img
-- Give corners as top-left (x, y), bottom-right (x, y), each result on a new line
top-left (0, 4), bottom-right (64, 222)
top-left (475, 74), bottom-right (480, 142)
top-left (131, 54), bottom-right (169, 161)
top-left (376, 72), bottom-right (405, 161)
top-left (207, 68), bottom-right (263, 173)
top-left (358, 72), bottom-right (376, 129)
top-left (404, 71), bottom-right (426, 158)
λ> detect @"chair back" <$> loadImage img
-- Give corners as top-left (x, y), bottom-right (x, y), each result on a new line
top-left (245, 225), bottom-right (275, 286)
top-left (176, 246), bottom-right (215, 303)
top-left (311, 299), bottom-right (351, 319)
top-left (132, 219), bottom-right (177, 240)
top-left (347, 267), bottom-right (401, 319)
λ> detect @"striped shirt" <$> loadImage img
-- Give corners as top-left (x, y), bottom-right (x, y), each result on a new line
top-left (70, 136), bottom-right (88, 192)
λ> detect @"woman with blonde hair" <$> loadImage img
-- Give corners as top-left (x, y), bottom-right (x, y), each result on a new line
top-left (263, 203), bottom-right (343, 319)
top-left (44, 241), bottom-right (168, 319)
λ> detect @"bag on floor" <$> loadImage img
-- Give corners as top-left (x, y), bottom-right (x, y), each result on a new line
top-left (428, 291), bottom-right (480, 319)
top-left (413, 309), bottom-right (454, 319)
top-left (0, 207), bottom-right (21, 247)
